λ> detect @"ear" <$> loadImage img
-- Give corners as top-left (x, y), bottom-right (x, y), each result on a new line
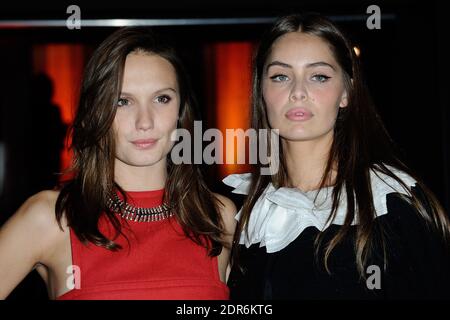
top-left (339, 90), bottom-right (348, 108)
top-left (339, 78), bottom-right (353, 108)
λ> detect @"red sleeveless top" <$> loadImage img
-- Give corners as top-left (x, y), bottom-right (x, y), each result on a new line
top-left (57, 189), bottom-right (229, 300)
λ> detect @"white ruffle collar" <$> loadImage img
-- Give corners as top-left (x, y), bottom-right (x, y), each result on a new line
top-left (223, 166), bottom-right (417, 253)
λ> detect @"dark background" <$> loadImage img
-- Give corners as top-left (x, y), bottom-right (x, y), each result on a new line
top-left (0, 0), bottom-right (448, 299)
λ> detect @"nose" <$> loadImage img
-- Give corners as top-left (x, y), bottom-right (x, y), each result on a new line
top-left (289, 79), bottom-right (308, 102)
top-left (135, 105), bottom-right (154, 131)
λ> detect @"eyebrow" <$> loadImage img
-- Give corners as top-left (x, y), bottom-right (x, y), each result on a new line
top-left (120, 87), bottom-right (177, 96)
top-left (266, 61), bottom-right (336, 72)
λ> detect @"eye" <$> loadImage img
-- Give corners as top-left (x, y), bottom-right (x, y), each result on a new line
top-left (116, 98), bottom-right (130, 107)
top-left (311, 74), bottom-right (331, 83)
top-left (269, 74), bottom-right (289, 82)
top-left (155, 95), bottom-right (172, 104)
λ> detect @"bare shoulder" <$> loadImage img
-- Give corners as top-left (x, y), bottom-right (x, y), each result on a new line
top-left (213, 193), bottom-right (237, 217)
top-left (15, 190), bottom-right (64, 232)
top-left (212, 193), bottom-right (237, 282)
top-left (0, 190), bottom-right (66, 298)
top-left (3, 190), bottom-right (68, 255)
top-left (213, 193), bottom-right (237, 235)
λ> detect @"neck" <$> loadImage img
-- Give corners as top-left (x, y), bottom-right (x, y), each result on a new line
top-left (114, 159), bottom-right (167, 191)
top-left (282, 131), bottom-right (335, 192)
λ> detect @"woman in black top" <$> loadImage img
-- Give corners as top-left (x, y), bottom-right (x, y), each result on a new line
top-left (223, 13), bottom-right (450, 299)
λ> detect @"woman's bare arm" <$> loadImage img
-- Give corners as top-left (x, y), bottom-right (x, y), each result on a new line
top-left (0, 191), bottom-right (60, 299)
top-left (214, 193), bottom-right (237, 283)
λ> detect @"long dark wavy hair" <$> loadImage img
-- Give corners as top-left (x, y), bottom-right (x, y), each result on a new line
top-left (55, 27), bottom-right (226, 256)
top-left (235, 13), bottom-right (450, 276)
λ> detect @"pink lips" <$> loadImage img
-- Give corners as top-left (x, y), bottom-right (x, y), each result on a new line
top-left (285, 107), bottom-right (313, 121)
top-left (131, 138), bottom-right (157, 149)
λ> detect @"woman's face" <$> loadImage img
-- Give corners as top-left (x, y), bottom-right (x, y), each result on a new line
top-left (113, 52), bottom-right (180, 169)
top-left (262, 32), bottom-right (348, 142)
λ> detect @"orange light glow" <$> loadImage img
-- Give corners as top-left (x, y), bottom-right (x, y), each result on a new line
top-left (33, 44), bottom-right (86, 178)
top-left (206, 42), bottom-right (253, 179)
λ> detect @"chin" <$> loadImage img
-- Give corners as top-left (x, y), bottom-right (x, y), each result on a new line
top-left (119, 155), bottom-right (164, 167)
top-left (136, 157), bottom-right (164, 167)
top-left (129, 161), bottom-right (162, 168)
top-left (278, 128), bottom-right (311, 141)
top-left (281, 135), bottom-right (313, 142)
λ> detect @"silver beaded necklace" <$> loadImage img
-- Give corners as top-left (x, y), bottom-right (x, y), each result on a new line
top-left (107, 193), bottom-right (174, 223)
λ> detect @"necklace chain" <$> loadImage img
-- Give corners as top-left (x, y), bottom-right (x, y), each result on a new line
top-left (107, 193), bottom-right (174, 223)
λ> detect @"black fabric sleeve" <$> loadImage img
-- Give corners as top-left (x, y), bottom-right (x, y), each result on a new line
top-left (381, 186), bottom-right (450, 299)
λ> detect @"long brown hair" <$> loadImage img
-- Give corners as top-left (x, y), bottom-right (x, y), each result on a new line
top-left (56, 27), bottom-right (226, 256)
top-left (235, 13), bottom-right (450, 276)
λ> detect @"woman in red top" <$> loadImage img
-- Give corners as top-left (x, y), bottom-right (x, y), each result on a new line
top-left (0, 27), bottom-right (236, 300)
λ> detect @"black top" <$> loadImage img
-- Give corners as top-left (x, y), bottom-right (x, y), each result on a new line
top-left (228, 188), bottom-right (450, 299)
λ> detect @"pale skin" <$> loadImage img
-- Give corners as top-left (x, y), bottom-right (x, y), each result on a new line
top-left (262, 32), bottom-right (349, 191)
top-left (0, 52), bottom-right (236, 299)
